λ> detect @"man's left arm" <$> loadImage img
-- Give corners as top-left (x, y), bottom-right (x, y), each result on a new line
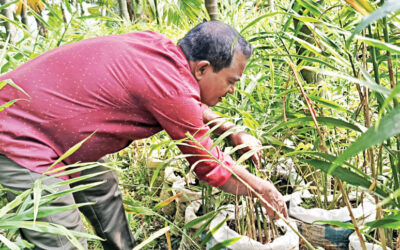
top-left (202, 106), bottom-right (262, 168)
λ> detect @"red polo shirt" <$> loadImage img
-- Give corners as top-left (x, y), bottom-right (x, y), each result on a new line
top-left (0, 31), bottom-right (233, 187)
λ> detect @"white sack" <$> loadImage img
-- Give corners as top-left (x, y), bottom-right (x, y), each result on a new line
top-left (289, 192), bottom-right (376, 224)
top-left (349, 232), bottom-right (391, 250)
top-left (164, 167), bottom-right (202, 202)
top-left (209, 204), bottom-right (299, 250)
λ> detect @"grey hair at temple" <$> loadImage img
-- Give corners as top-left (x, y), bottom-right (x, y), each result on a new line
top-left (178, 20), bottom-right (253, 72)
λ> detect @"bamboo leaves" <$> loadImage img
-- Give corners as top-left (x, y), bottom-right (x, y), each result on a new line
top-left (0, 189), bottom-right (31, 218)
top-left (347, 0), bottom-right (400, 47)
top-left (209, 237), bottom-right (241, 250)
top-left (0, 167), bottom-right (105, 248)
top-left (44, 131), bottom-right (96, 173)
top-left (302, 158), bottom-right (388, 199)
top-left (0, 234), bottom-right (19, 250)
top-left (153, 192), bottom-right (183, 210)
top-left (330, 105), bottom-right (400, 175)
top-left (366, 213), bottom-right (400, 229)
top-left (0, 79), bottom-right (30, 97)
top-left (132, 226), bottom-right (171, 250)
top-left (302, 66), bottom-right (393, 97)
top-left (268, 116), bottom-right (364, 135)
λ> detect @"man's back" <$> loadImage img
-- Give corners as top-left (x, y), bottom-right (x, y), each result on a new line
top-left (0, 31), bottom-right (201, 177)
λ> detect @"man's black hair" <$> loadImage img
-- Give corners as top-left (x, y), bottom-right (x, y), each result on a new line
top-left (178, 21), bottom-right (253, 72)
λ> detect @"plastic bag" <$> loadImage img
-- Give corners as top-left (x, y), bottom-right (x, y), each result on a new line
top-left (208, 204), bottom-right (299, 250)
top-left (348, 232), bottom-right (391, 250)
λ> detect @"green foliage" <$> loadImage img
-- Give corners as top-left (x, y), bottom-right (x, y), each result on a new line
top-left (0, 162), bottom-right (106, 249)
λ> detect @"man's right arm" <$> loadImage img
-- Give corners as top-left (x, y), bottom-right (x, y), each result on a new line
top-left (146, 96), bottom-right (287, 218)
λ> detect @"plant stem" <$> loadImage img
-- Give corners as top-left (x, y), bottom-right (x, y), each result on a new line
top-left (288, 62), bottom-right (327, 151)
top-left (288, 61), bottom-right (368, 249)
top-left (338, 180), bottom-right (367, 250)
top-left (255, 202), bottom-right (263, 243)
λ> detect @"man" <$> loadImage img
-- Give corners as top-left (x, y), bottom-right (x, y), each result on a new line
top-left (0, 21), bottom-right (287, 249)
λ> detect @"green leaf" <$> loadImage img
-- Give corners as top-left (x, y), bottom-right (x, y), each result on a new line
top-left (52, 224), bottom-right (85, 250)
top-left (378, 187), bottom-right (400, 208)
top-left (0, 79), bottom-right (30, 97)
top-left (211, 126), bottom-right (241, 150)
top-left (0, 0), bottom-right (19, 11)
top-left (62, 0), bottom-right (73, 14)
top-left (301, 159), bottom-right (388, 199)
top-left (9, 203), bottom-right (93, 221)
top-left (268, 116), bottom-right (363, 134)
top-left (0, 14), bottom-right (32, 38)
top-left (41, 1), bottom-right (63, 22)
top-left (347, 0), bottom-right (400, 48)
top-left (285, 151), bottom-right (370, 179)
top-left (241, 12), bottom-right (286, 34)
top-left (0, 221), bottom-right (102, 240)
top-left (309, 96), bottom-right (354, 115)
top-left (193, 216), bottom-right (213, 239)
top-left (313, 220), bottom-right (355, 229)
top-left (45, 131), bottom-right (96, 172)
top-left (376, 83), bottom-right (400, 128)
top-left (263, 54), bottom-right (338, 70)
top-left (133, 226), bottom-right (170, 250)
top-left (366, 213), bottom-right (400, 229)
top-left (50, 170), bottom-right (109, 187)
top-left (33, 179), bottom-right (43, 223)
top-left (0, 98), bottom-right (28, 112)
top-left (0, 233), bottom-right (19, 250)
top-left (303, 67), bottom-right (392, 97)
top-left (0, 189), bottom-right (31, 218)
top-left (331, 105), bottom-right (400, 175)
top-left (296, 0), bottom-right (323, 17)
top-left (286, 33), bottom-right (323, 56)
top-left (44, 162), bottom-right (102, 176)
top-left (153, 192), bottom-right (182, 210)
top-left (42, 182), bottom-right (104, 202)
top-left (235, 146), bottom-right (267, 166)
top-left (26, 5), bottom-right (52, 30)
top-left (124, 204), bottom-right (154, 216)
top-left (209, 237), bottom-right (241, 250)
top-left (200, 215), bottom-right (229, 247)
top-left (353, 34), bottom-right (400, 54)
top-left (149, 160), bottom-right (166, 188)
top-left (183, 210), bottom-right (218, 229)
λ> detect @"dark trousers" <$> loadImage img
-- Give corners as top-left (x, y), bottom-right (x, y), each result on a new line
top-left (0, 154), bottom-right (135, 250)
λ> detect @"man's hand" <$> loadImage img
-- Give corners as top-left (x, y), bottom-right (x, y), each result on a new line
top-left (229, 131), bottom-right (262, 168)
top-left (202, 107), bottom-right (263, 167)
top-left (219, 165), bottom-right (288, 220)
top-left (258, 180), bottom-right (288, 219)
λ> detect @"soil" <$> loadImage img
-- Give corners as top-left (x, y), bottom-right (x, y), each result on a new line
top-left (299, 196), bottom-right (361, 210)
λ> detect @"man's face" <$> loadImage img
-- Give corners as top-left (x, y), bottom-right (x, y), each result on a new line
top-left (195, 52), bottom-right (248, 107)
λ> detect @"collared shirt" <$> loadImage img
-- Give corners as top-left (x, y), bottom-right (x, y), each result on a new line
top-left (0, 31), bottom-right (233, 187)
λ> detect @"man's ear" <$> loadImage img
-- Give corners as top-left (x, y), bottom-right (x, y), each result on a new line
top-left (193, 60), bottom-right (211, 81)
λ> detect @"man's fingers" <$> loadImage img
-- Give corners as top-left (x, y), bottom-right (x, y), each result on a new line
top-left (251, 153), bottom-right (260, 168)
top-left (266, 209), bottom-right (275, 218)
top-left (280, 205), bottom-right (288, 219)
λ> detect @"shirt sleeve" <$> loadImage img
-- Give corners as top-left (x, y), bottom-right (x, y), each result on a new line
top-left (146, 95), bottom-right (233, 187)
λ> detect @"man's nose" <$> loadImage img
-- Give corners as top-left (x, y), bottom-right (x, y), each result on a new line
top-left (227, 85), bottom-right (235, 94)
